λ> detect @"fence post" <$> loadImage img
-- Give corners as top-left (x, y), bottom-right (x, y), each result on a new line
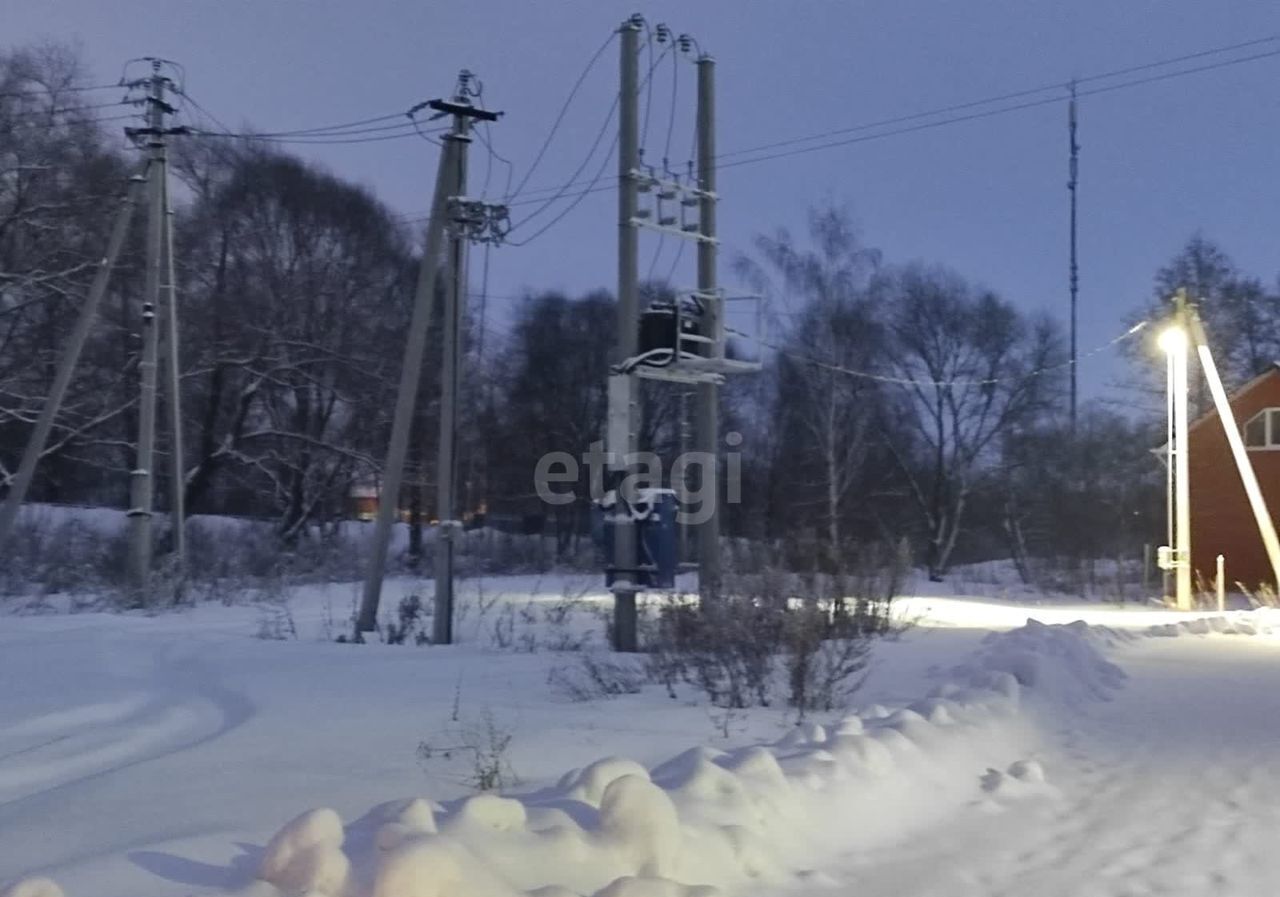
top-left (1216, 554), bottom-right (1225, 613)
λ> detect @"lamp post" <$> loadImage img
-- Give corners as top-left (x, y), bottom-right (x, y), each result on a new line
top-left (1158, 324), bottom-right (1192, 611)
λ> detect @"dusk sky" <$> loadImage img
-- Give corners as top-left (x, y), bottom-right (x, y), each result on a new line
top-left (10, 0), bottom-right (1280, 404)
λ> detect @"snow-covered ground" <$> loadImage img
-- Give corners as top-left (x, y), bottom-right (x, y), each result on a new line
top-left (3, 572), bottom-right (1279, 897)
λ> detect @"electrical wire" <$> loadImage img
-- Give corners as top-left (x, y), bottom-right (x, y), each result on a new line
top-left (185, 111), bottom-right (411, 139)
top-left (505, 129), bottom-right (617, 247)
top-left (505, 93), bottom-right (619, 236)
top-left (649, 97), bottom-right (700, 284)
top-left (506, 38), bottom-right (675, 243)
top-left (494, 38), bottom-right (1280, 208)
top-left (715, 33), bottom-right (1280, 163)
top-left (408, 114), bottom-right (445, 147)
top-left (0, 83), bottom-right (120, 101)
top-left (4, 99), bottom-right (134, 118)
top-left (640, 23), bottom-right (656, 152)
top-left (475, 123), bottom-right (514, 199)
top-left (718, 47), bottom-right (1280, 172)
top-left (507, 30), bottom-right (618, 202)
top-left (663, 38), bottom-right (678, 163)
top-left (748, 321), bottom-right (1149, 388)
top-left (180, 86), bottom-right (441, 145)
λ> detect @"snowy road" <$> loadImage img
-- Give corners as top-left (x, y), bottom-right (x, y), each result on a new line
top-left (821, 634), bottom-right (1280, 897)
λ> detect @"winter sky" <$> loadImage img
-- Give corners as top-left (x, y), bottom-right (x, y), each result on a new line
top-left (9, 0), bottom-right (1280, 404)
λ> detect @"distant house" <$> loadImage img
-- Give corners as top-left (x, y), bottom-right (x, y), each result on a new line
top-left (349, 481), bottom-right (380, 522)
top-left (1187, 363), bottom-right (1280, 591)
top-left (345, 479), bottom-right (489, 528)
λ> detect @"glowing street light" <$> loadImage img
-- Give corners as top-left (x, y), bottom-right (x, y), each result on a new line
top-left (1157, 325), bottom-right (1188, 356)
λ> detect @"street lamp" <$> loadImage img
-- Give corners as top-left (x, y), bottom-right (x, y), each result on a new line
top-left (1160, 323), bottom-right (1192, 611)
top-left (1157, 325), bottom-right (1188, 356)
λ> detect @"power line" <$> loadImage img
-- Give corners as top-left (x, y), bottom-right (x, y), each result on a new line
top-left (475, 122), bottom-right (513, 199)
top-left (193, 122), bottom-right (450, 145)
top-left (175, 88), bottom-right (442, 144)
top-left (6, 99), bottom-right (135, 118)
top-left (487, 38), bottom-right (1280, 209)
top-left (718, 47), bottom-right (1280, 172)
top-left (505, 94), bottom-right (619, 236)
top-left (505, 130), bottom-right (617, 246)
top-left (0, 83), bottom-right (120, 101)
top-left (715, 33), bottom-right (1280, 163)
top-left (751, 321), bottom-right (1149, 388)
top-left (506, 37), bottom-right (676, 243)
top-left (507, 30), bottom-right (617, 202)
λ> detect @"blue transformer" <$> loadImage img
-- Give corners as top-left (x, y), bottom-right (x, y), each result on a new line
top-left (595, 487), bottom-right (678, 590)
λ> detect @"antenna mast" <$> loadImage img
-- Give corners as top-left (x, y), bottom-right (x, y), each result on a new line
top-left (1068, 80), bottom-right (1080, 430)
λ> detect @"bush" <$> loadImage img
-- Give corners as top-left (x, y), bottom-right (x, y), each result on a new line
top-left (548, 652), bottom-right (646, 701)
top-left (646, 544), bottom-right (902, 716)
top-left (385, 594), bottom-right (431, 645)
top-left (417, 707), bottom-right (516, 791)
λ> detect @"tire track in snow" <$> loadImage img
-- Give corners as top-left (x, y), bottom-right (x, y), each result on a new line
top-left (0, 649), bottom-right (254, 810)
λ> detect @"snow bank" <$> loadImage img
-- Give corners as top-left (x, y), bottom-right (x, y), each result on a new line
top-left (4, 618), bottom-right (1160, 897)
top-left (223, 620), bottom-right (1128, 897)
top-left (1143, 610), bottom-right (1276, 639)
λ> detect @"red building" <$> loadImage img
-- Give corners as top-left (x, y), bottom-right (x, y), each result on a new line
top-left (1187, 363), bottom-right (1280, 591)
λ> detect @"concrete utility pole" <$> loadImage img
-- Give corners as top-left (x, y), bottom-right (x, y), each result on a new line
top-left (433, 106), bottom-right (472, 647)
top-left (610, 16), bottom-right (643, 652)
top-left (356, 109), bottom-right (461, 635)
top-left (0, 173), bottom-right (145, 550)
top-left (160, 157), bottom-right (186, 581)
top-left (127, 64), bottom-right (173, 602)
top-left (695, 51), bottom-right (721, 602)
top-left (356, 75), bottom-right (499, 640)
top-left (1067, 82), bottom-right (1079, 432)
top-left (1173, 289), bottom-right (1192, 611)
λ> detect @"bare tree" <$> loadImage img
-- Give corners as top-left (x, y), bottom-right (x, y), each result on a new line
top-left (175, 148), bottom-right (412, 536)
top-left (0, 43), bottom-right (137, 504)
top-left (881, 264), bottom-right (1063, 580)
top-left (737, 204), bottom-right (884, 565)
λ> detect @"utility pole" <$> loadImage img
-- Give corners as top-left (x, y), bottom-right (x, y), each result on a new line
top-left (1173, 288), bottom-right (1192, 611)
top-left (0, 173), bottom-right (145, 550)
top-left (356, 74), bottom-right (500, 640)
top-left (160, 153), bottom-right (186, 582)
top-left (694, 51), bottom-right (720, 602)
top-left (610, 16), bottom-right (643, 652)
top-left (679, 389), bottom-right (691, 562)
top-left (1067, 81), bottom-right (1079, 432)
top-left (433, 96), bottom-right (473, 647)
top-left (127, 62), bottom-right (175, 602)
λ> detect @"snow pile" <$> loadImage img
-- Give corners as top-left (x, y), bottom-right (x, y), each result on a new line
top-left (952, 619), bottom-right (1129, 706)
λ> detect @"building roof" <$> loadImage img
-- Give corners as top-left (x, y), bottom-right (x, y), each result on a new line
top-left (1188, 361), bottom-right (1280, 435)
